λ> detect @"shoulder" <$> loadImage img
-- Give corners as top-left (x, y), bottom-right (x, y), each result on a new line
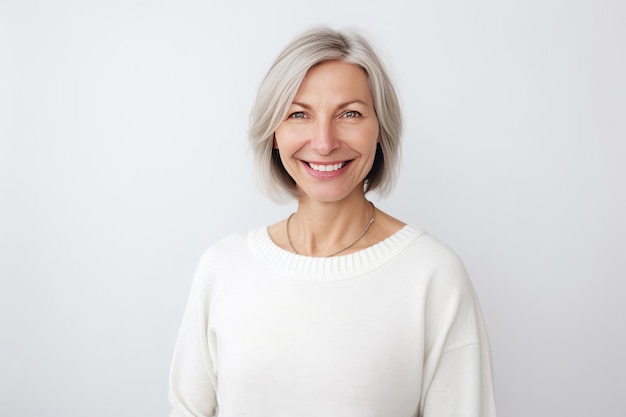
top-left (401, 228), bottom-right (487, 340)
top-left (190, 231), bottom-right (253, 287)
top-left (397, 226), bottom-right (472, 291)
top-left (398, 226), bottom-right (465, 269)
top-left (195, 231), bottom-right (250, 269)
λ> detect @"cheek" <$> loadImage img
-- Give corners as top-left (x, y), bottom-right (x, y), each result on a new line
top-left (274, 127), bottom-right (310, 155)
top-left (273, 126), bottom-right (294, 150)
top-left (273, 134), bottom-right (298, 169)
top-left (350, 125), bottom-right (380, 150)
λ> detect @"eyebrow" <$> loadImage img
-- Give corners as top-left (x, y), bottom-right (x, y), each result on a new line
top-left (291, 100), bottom-right (369, 109)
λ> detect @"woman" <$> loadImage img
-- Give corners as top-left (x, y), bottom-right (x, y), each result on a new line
top-left (169, 27), bottom-right (496, 417)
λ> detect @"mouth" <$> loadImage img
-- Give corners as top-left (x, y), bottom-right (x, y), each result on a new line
top-left (304, 161), bottom-right (351, 172)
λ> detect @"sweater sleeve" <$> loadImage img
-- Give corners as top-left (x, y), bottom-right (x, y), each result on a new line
top-left (169, 249), bottom-right (219, 417)
top-left (419, 252), bottom-right (496, 417)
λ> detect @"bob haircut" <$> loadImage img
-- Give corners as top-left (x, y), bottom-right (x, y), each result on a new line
top-left (249, 27), bottom-right (403, 202)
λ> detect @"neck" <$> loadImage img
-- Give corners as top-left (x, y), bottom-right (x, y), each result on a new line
top-left (287, 194), bottom-right (375, 257)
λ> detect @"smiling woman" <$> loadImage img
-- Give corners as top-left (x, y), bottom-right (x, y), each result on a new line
top-left (168, 27), bottom-right (497, 417)
top-left (273, 61), bottom-right (380, 207)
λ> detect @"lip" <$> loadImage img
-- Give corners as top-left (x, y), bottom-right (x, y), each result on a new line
top-left (301, 159), bottom-right (352, 179)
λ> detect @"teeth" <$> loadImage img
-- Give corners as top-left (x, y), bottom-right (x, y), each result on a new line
top-left (308, 162), bottom-right (346, 172)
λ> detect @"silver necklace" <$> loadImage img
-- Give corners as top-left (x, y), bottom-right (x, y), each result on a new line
top-left (286, 202), bottom-right (376, 257)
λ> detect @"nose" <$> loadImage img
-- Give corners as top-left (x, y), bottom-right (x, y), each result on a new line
top-left (310, 119), bottom-right (339, 155)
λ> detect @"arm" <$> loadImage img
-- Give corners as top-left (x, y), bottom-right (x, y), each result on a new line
top-left (169, 251), bottom-right (218, 417)
top-left (419, 254), bottom-right (496, 417)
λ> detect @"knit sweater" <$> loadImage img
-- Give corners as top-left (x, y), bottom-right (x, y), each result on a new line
top-left (169, 224), bottom-right (496, 417)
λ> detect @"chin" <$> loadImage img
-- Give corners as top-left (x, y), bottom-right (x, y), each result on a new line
top-left (298, 185), bottom-right (364, 204)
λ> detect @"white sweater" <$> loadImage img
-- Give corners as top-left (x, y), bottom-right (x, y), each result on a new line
top-left (169, 225), bottom-right (496, 417)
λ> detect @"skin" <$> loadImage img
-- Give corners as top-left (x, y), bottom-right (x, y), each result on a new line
top-left (268, 60), bottom-right (405, 257)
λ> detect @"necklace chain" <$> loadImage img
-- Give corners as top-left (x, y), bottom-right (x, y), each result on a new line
top-left (286, 202), bottom-right (376, 258)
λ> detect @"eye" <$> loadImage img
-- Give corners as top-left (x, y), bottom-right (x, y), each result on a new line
top-left (288, 111), bottom-right (307, 119)
top-left (342, 110), bottom-right (361, 118)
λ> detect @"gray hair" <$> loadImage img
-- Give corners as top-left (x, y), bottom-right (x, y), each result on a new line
top-left (248, 27), bottom-right (403, 202)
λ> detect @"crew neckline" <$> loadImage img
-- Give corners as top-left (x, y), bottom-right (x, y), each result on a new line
top-left (248, 224), bottom-right (425, 281)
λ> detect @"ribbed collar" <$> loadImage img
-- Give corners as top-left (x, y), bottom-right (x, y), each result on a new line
top-left (248, 224), bottom-right (425, 281)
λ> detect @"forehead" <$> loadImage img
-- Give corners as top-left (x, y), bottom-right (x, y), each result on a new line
top-left (294, 60), bottom-right (373, 103)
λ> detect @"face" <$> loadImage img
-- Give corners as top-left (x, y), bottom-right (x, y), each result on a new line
top-left (274, 60), bottom-right (380, 204)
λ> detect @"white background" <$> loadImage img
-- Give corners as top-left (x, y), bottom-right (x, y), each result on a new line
top-left (1, 0), bottom-right (624, 416)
